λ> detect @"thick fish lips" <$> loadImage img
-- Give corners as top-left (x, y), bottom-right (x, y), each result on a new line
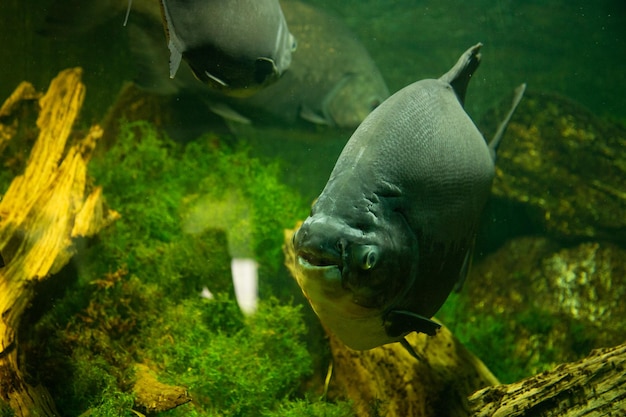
top-left (293, 217), bottom-right (382, 306)
top-left (292, 216), bottom-right (399, 350)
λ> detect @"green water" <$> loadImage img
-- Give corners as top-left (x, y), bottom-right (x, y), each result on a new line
top-left (1, 0), bottom-right (624, 121)
top-left (0, 1), bottom-right (625, 415)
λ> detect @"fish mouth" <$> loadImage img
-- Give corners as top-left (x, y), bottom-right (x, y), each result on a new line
top-left (297, 249), bottom-right (341, 269)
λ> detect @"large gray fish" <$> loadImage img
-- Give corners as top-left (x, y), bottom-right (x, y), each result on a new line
top-left (44, 0), bottom-right (387, 128)
top-left (159, 0), bottom-right (296, 97)
top-left (42, 0), bottom-right (295, 98)
top-left (292, 44), bottom-right (525, 352)
top-left (215, 0), bottom-right (390, 127)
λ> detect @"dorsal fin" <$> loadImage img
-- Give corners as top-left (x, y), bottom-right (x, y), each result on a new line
top-left (488, 83), bottom-right (527, 161)
top-left (439, 43), bottom-right (482, 106)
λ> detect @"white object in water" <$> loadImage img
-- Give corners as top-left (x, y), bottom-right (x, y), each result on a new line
top-left (200, 286), bottom-right (214, 300)
top-left (231, 258), bottom-right (258, 315)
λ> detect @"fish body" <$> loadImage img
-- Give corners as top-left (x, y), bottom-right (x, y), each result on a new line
top-left (42, 0), bottom-right (294, 97)
top-left (159, 0), bottom-right (296, 97)
top-left (43, 0), bottom-right (387, 127)
top-left (292, 44), bottom-right (525, 350)
top-left (224, 0), bottom-right (389, 127)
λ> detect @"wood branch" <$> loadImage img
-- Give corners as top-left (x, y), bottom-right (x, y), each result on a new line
top-left (0, 68), bottom-right (119, 416)
top-left (326, 326), bottom-right (498, 417)
top-left (283, 226), bottom-right (498, 417)
top-left (469, 342), bottom-right (626, 416)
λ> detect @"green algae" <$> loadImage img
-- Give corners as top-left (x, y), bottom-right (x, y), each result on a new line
top-left (20, 120), bottom-right (352, 416)
top-left (0, 401), bottom-right (14, 417)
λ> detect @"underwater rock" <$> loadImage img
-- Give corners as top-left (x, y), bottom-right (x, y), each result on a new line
top-left (486, 90), bottom-right (626, 242)
top-left (463, 236), bottom-right (626, 379)
top-left (0, 68), bottom-right (119, 416)
top-left (133, 364), bottom-right (191, 413)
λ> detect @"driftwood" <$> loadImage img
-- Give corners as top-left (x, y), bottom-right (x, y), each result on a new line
top-left (325, 326), bottom-right (498, 417)
top-left (469, 342), bottom-right (626, 416)
top-left (0, 68), bottom-right (119, 416)
top-left (283, 226), bottom-right (626, 416)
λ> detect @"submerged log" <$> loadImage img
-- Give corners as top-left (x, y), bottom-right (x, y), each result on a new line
top-left (326, 325), bottom-right (498, 417)
top-left (0, 68), bottom-right (119, 416)
top-left (469, 342), bottom-right (626, 416)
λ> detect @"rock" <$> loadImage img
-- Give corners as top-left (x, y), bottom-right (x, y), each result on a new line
top-left (485, 90), bottom-right (626, 242)
top-left (133, 364), bottom-right (191, 414)
top-left (459, 236), bottom-right (626, 380)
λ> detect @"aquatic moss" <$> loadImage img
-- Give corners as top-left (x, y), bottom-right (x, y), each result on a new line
top-left (64, 356), bottom-right (135, 417)
top-left (22, 120), bottom-right (327, 415)
top-left (28, 272), bottom-right (161, 415)
top-left (438, 291), bottom-right (589, 383)
top-left (140, 297), bottom-right (314, 416)
top-left (437, 293), bottom-right (556, 383)
top-left (262, 398), bottom-right (354, 417)
top-left (437, 294), bottom-right (521, 383)
top-left (0, 400), bottom-right (14, 417)
top-left (87, 120), bottom-right (308, 297)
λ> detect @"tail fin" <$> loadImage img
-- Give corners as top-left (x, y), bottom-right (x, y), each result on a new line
top-left (488, 83), bottom-right (526, 161)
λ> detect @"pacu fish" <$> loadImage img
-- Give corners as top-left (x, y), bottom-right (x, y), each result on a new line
top-left (43, 0), bottom-right (386, 128)
top-left (217, 0), bottom-right (390, 127)
top-left (292, 43), bottom-right (526, 351)
top-left (159, 0), bottom-right (296, 97)
top-left (42, 0), bottom-right (295, 98)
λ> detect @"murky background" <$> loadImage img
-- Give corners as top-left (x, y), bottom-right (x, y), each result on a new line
top-left (2, 0), bottom-right (624, 121)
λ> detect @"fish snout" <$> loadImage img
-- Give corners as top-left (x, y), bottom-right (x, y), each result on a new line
top-left (293, 220), bottom-right (342, 268)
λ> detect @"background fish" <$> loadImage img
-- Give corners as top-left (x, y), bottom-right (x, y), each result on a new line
top-left (159, 0), bottom-right (296, 97)
top-left (42, 0), bottom-right (387, 128)
top-left (292, 44), bottom-right (525, 351)
top-left (42, 0), bottom-right (295, 98)
top-left (216, 0), bottom-right (390, 127)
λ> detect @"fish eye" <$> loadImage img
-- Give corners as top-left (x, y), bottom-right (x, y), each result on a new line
top-left (361, 248), bottom-right (378, 270)
top-left (352, 245), bottom-right (379, 270)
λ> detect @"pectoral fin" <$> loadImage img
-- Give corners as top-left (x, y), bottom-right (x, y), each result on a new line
top-left (300, 105), bottom-right (332, 125)
top-left (208, 102), bottom-right (252, 124)
top-left (385, 310), bottom-right (441, 337)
